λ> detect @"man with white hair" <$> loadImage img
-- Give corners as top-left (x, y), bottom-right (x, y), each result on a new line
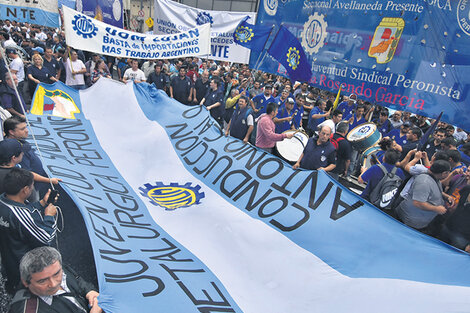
top-left (293, 124), bottom-right (336, 172)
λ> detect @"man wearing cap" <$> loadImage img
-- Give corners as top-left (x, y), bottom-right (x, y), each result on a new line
top-left (200, 78), bottom-right (224, 127)
top-left (0, 167), bottom-right (58, 293)
top-left (251, 84), bottom-right (274, 118)
top-left (396, 160), bottom-right (453, 233)
top-left (387, 121), bottom-right (412, 147)
top-left (0, 72), bottom-right (26, 118)
top-left (307, 99), bottom-right (329, 137)
top-left (337, 94), bottom-right (357, 121)
top-left (274, 89), bottom-right (290, 108)
top-left (274, 97), bottom-right (298, 134)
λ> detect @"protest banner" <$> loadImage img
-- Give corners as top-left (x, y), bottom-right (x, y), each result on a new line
top-left (253, 0), bottom-right (470, 130)
top-left (63, 6), bottom-right (211, 59)
top-left (0, 0), bottom-right (59, 28)
top-left (154, 0), bottom-right (256, 63)
top-left (29, 78), bottom-right (470, 312)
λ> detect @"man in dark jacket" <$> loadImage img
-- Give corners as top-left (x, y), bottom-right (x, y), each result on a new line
top-left (9, 246), bottom-right (102, 312)
top-left (0, 168), bottom-right (58, 293)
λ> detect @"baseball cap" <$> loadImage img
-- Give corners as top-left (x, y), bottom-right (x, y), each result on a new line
top-left (0, 139), bottom-right (22, 160)
top-left (5, 48), bottom-right (17, 55)
top-left (402, 121), bottom-right (412, 127)
top-left (349, 93), bottom-right (357, 101)
top-left (287, 98), bottom-right (295, 104)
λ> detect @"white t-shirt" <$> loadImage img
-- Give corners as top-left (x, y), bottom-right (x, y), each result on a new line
top-left (123, 68), bottom-right (146, 82)
top-left (64, 58), bottom-right (86, 86)
top-left (9, 57), bottom-right (24, 82)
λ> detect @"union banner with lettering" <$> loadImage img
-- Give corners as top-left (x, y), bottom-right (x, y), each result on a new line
top-left (253, 0), bottom-right (470, 130)
top-left (154, 0), bottom-right (256, 63)
top-left (28, 78), bottom-right (470, 312)
top-left (63, 6), bottom-right (211, 59)
top-left (0, 0), bottom-right (59, 27)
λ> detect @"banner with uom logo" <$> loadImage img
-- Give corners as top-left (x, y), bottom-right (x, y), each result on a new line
top-left (154, 0), bottom-right (256, 63)
top-left (63, 6), bottom-right (210, 59)
top-left (253, 0), bottom-right (470, 131)
top-left (28, 78), bottom-right (470, 312)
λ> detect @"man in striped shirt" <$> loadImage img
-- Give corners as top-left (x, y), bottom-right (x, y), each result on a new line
top-left (0, 168), bottom-right (58, 294)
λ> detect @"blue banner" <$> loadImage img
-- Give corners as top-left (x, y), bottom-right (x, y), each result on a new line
top-left (233, 17), bottom-right (272, 52)
top-left (267, 25), bottom-right (312, 82)
top-left (0, 0), bottom-right (59, 28)
top-left (29, 79), bottom-right (470, 312)
top-left (252, 0), bottom-right (470, 131)
top-left (79, 0), bottom-right (123, 28)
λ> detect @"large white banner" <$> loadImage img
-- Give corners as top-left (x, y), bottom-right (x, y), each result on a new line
top-left (154, 0), bottom-right (255, 63)
top-left (63, 6), bottom-right (211, 59)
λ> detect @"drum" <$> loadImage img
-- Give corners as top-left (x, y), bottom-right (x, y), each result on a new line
top-left (347, 122), bottom-right (382, 151)
top-left (360, 145), bottom-right (381, 169)
top-left (276, 130), bottom-right (309, 163)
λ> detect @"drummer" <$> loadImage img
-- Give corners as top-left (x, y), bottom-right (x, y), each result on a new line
top-left (307, 99), bottom-right (329, 137)
top-left (256, 102), bottom-right (295, 154)
top-left (293, 124), bottom-right (336, 172)
top-left (386, 121), bottom-right (412, 147)
top-left (337, 93), bottom-right (358, 120)
top-left (274, 98), bottom-right (302, 133)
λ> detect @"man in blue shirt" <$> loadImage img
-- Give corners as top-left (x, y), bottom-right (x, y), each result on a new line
top-left (251, 84), bottom-right (274, 118)
top-left (274, 89), bottom-right (290, 108)
top-left (275, 98), bottom-right (297, 134)
top-left (293, 125), bottom-right (336, 172)
top-left (307, 99), bottom-right (329, 136)
top-left (375, 109), bottom-right (392, 137)
top-left (337, 93), bottom-right (357, 121)
top-left (200, 78), bottom-right (224, 127)
top-left (387, 121), bottom-right (412, 147)
top-left (358, 149), bottom-right (405, 201)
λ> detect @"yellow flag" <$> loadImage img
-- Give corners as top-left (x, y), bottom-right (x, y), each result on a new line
top-left (332, 84), bottom-right (342, 111)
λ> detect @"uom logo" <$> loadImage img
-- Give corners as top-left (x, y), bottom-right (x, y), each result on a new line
top-left (72, 14), bottom-right (98, 39)
top-left (140, 182), bottom-right (205, 211)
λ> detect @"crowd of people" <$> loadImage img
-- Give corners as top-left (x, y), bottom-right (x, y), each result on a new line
top-left (0, 18), bottom-right (470, 312)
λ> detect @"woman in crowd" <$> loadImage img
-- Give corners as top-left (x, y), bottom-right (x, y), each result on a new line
top-left (27, 53), bottom-right (57, 99)
top-left (91, 59), bottom-right (111, 84)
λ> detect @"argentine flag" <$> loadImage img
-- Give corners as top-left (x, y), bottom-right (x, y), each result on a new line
top-left (29, 79), bottom-right (470, 313)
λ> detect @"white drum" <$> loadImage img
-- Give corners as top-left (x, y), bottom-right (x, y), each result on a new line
top-left (276, 130), bottom-right (309, 162)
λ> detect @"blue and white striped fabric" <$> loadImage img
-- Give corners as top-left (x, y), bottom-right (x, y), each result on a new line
top-left (30, 79), bottom-right (470, 313)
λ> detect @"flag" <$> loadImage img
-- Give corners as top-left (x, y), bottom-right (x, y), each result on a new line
top-left (418, 111), bottom-right (443, 151)
top-left (233, 17), bottom-right (272, 52)
top-left (267, 26), bottom-right (312, 82)
top-left (332, 84), bottom-right (342, 111)
top-left (29, 79), bottom-right (470, 313)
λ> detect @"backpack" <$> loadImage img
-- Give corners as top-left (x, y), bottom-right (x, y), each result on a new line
top-left (330, 135), bottom-right (344, 150)
top-left (369, 164), bottom-right (403, 210)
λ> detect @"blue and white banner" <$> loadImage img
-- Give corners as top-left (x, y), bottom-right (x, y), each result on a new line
top-left (63, 6), bottom-right (211, 59)
top-left (253, 0), bottom-right (470, 131)
top-left (154, 0), bottom-right (256, 63)
top-left (76, 0), bottom-right (123, 28)
top-left (0, 0), bottom-right (59, 28)
top-left (30, 79), bottom-right (470, 312)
